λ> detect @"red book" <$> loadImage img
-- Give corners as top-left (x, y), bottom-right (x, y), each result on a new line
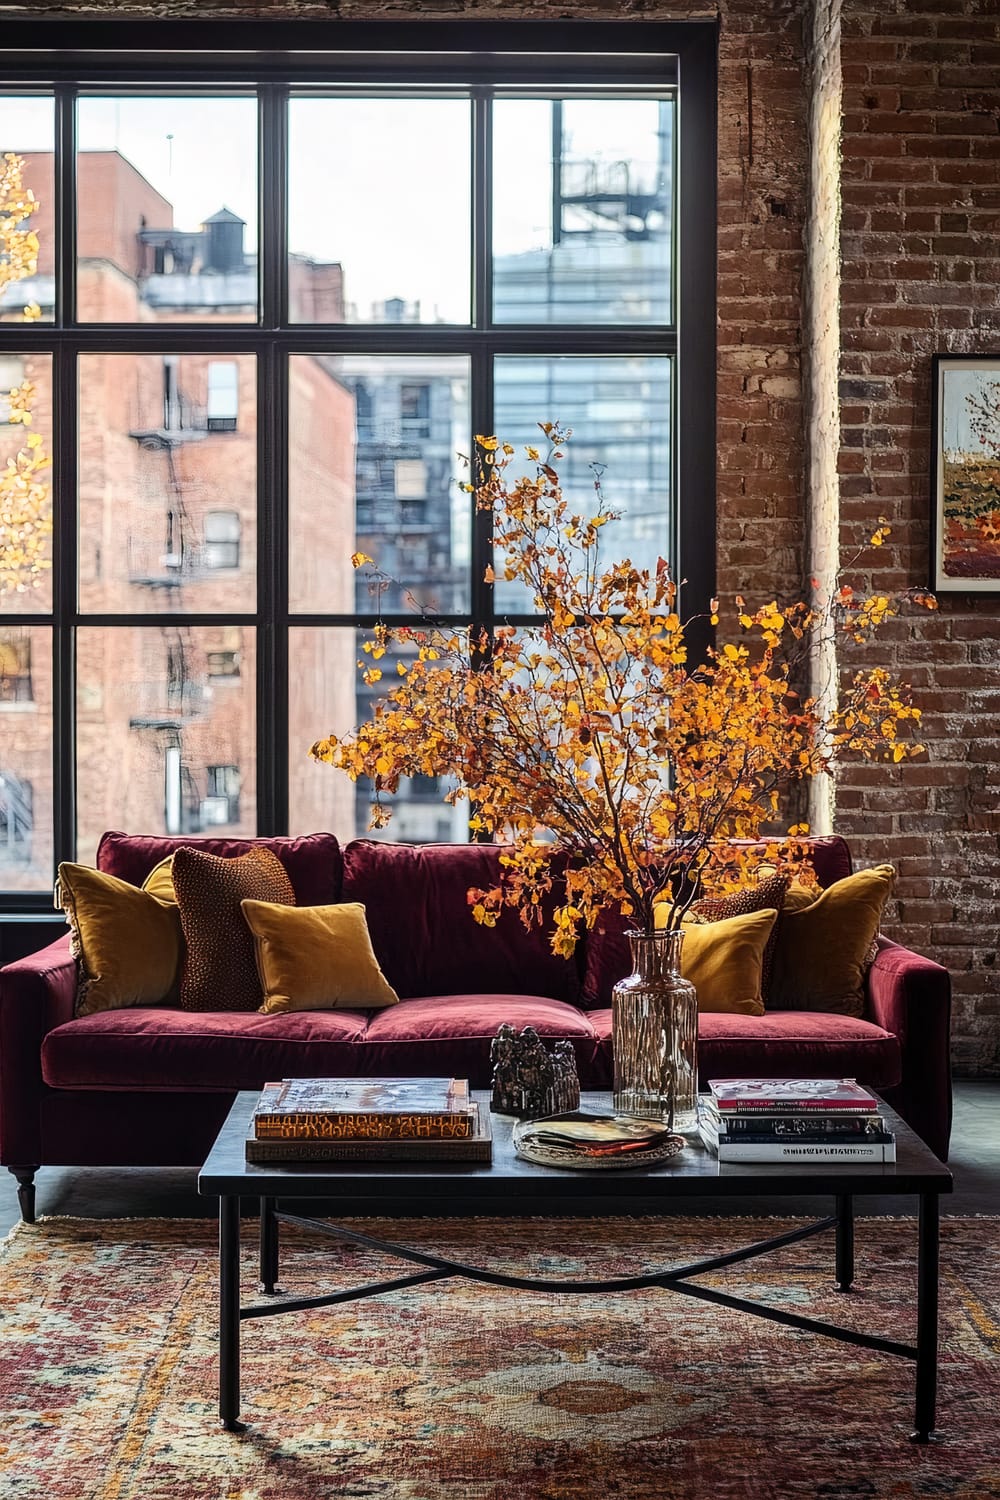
top-left (708, 1078), bottom-right (880, 1113)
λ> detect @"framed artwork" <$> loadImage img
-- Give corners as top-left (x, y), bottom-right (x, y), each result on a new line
top-left (931, 354), bottom-right (1000, 592)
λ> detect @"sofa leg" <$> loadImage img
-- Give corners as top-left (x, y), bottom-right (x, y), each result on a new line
top-left (9, 1166), bottom-right (39, 1224)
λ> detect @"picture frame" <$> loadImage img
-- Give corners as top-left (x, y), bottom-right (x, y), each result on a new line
top-left (931, 353), bottom-right (1000, 593)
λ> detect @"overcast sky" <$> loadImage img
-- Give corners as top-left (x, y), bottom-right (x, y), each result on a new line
top-left (1, 94), bottom-right (667, 322)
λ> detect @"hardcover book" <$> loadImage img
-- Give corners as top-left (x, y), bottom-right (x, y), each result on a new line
top-left (699, 1102), bottom-right (886, 1137)
top-left (699, 1119), bottom-right (895, 1150)
top-left (246, 1102), bottom-right (492, 1163)
top-left (253, 1077), bottom-right (474, 1141)
top-left (708, 1079), bottom-right (881, 1113)
top-left (699, 1126), bottom-right (897, 1164)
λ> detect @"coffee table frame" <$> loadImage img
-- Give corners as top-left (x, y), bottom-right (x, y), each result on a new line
top-left (198, 1091), bottom-right (952, 1443)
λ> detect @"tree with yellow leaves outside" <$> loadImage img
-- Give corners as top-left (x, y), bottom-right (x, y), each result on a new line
top-left (0, 150), bottom-right (51, 598)
top-left (312, 426), bottom-right (934, 956)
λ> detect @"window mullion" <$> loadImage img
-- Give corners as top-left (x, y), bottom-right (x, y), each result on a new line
top-left (259, 84), bottom-right (288, 332)
top-left (51, 344), bottom-right (77, 873)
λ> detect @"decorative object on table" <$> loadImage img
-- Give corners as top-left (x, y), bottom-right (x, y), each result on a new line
top-left (930, 353), bottom-right (1000, 592)
top-left (311, 427), bottom-right (933, 1133)
top-left (699, 1078), bottom-right (896, 1163)
top-left (490, 1024), bottom-right (581, 1119)
top-left (512, 1111), bottom-right (685, 1171)
top-left (612, 928), bottom-right (697, 1128)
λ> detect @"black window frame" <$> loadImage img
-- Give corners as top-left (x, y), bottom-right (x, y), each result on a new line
top-left (0, 19), bottom-right (717, 912)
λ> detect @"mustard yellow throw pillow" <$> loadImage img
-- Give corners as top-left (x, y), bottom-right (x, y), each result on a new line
top-left (655, 905), bottom-right (778, 1015)
top-left (142, 855), bottom-right (176, 904)
top-left (767, 864), bottom-right (895, 1017)
top-left (241, 900), bottom-right (400, 1014)
top-left (58, 862), bottom-right (183, 1016)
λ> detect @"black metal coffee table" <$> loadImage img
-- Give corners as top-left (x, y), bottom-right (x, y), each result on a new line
top-left (198, 1090), bottom-right (952, 1441)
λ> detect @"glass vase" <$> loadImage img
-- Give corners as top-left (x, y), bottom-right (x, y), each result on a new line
top-left (612, 928), bottom-right (698, 1131)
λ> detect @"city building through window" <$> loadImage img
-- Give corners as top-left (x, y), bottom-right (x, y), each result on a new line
top-left (0, 22), bottom-right (715, 902)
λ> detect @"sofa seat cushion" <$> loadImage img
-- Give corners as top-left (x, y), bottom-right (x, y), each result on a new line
top-left (590, 1008), bottom-right (902, 1092)
top-left (361, 994), bottom-right (600, 1088)
top-left (42, 1007), bottom-right (370, 1092)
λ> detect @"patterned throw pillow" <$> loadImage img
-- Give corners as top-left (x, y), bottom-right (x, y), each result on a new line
top-left (172, 846), bottom-right (296, 1012)
top-left (684, 872), bottom-right (791, 1000)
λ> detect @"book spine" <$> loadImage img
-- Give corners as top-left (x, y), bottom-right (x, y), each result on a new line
top-left (704, 1128), bottom-right (894, 1146)
top-left (703, 1136), bottom-right (896, 1163)
top-left (255, 1111), bottom-right (473, 1141)
top-left (246, 1137), bottom-right (491, 1163)
top-left (711, 1098), bottom-right (877, 1112)
top-left (708, 1118), bottom-right (887, 1138)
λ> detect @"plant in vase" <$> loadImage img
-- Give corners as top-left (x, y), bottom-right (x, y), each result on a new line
top-left (311, 427), bottom-right (933, 1130)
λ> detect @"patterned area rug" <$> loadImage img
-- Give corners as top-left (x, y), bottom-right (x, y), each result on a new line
top-left (2, 1214), bottom-right (998, 1499)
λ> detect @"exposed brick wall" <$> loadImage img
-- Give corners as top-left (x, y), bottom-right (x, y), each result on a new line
top-left (837, 0), bottom-right (1000, 1074)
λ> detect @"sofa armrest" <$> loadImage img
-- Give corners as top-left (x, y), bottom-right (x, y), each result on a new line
top-left (866, 936), bottom-right (952, 1162)
top-left (0, 936), bottom-right (77, 1164)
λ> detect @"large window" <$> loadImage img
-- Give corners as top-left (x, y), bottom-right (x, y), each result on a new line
top-left (0, 21), bottom-right (715, 905)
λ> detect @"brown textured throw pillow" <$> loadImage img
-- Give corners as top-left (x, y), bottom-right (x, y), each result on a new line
top-left (684, 872), bottom-right (791, 999)
top-left (172, 846), bottom-right (296, 1012)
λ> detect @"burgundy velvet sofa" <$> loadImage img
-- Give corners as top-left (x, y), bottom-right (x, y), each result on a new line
top-left (0, 831), bottom-right (952, 1220)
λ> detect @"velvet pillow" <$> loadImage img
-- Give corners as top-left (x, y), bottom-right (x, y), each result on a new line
top-left (142, 856), bottom-right (176, 904)
top-left (767, 864), bottom-right (896, 1017)
top-left (172, 846), bottom-right (296, 1013)
top-left (655, 905), bottom-right (778, 1015)
top-left (242, 899), bottom-right (400, 1014)
top-left (57, 862), bottom-right (183, 1016)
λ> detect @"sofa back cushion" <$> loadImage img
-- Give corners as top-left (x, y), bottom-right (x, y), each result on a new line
top-left (342, 840), bottom-right (580, 1003)
top-left (580, 835), bottom-right (855, 1011)
top-left (96, 831), bottom-right (342, 907)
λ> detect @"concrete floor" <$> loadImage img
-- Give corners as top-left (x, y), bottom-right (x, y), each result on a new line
top-left (2, 1079), bottom-right (996, 1234)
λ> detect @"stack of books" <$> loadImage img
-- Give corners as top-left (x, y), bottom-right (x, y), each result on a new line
top-left (245, 1076), bottom-right (492, 1164)
top-left (699, 1078), bottom-right (896, 1163)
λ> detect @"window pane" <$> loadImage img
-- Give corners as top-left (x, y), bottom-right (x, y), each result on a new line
top-left (493, 356), bottom-right (672, 614)
top-left (493, 98), bottom-right (673, 325)
top-left (289, 355), bottom-right (470, 614)
top-left (76, 625), bottom-right (255, 865)
top-left (0, 95), bottom-right (54, 323)
top-left (0, 352), bottom-right (52, 613)
top-left (0, 625), bottom-right (52, 891)
top-left (288, 99), bottom-right (471, 325)
top-left (289, 626), bottom-right (468, 845)
top-left (78, 353), bottom-right (256, 613)
top-left (76, 97), bottom-right (257, 324)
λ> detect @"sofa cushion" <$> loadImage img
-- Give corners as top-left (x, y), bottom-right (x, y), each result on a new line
top-left (57, 863), bottom-right (183, 1016)
top-left (342, 840), bottom-right (580, 1003)
top-left (96, 831), bottom-right (343, 907)
top-left (361, 994), bottom-right (600, 1088)
top-left (589, 1007), bottom-right (902, 1093)
top-left (241, 900), bottom-right (400, 1014)
top-left (173, 847), bottom-right (296, 1013)
top-left (580, 835), bottom-right (855, 1011)
top-left (42, 1007), bottom-right (370, 1092)
top-left (41, 993), bottom-right (601, 1093)
top-left (768, 865), bottom-right (896, 1018)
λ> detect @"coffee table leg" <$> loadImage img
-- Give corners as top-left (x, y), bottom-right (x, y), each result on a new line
top-left (910, 1191), bottom-right (940, 1443)
top-left (219, 1193), bottom-right (244, 1432)
top-left (835, 1194), bottom-right (854, 1291)
top-left (260, 1196), bottom-right (279, 1293)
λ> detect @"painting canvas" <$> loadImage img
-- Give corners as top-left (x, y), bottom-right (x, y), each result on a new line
top-left (932, 355), bottom-right (1000, 591)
